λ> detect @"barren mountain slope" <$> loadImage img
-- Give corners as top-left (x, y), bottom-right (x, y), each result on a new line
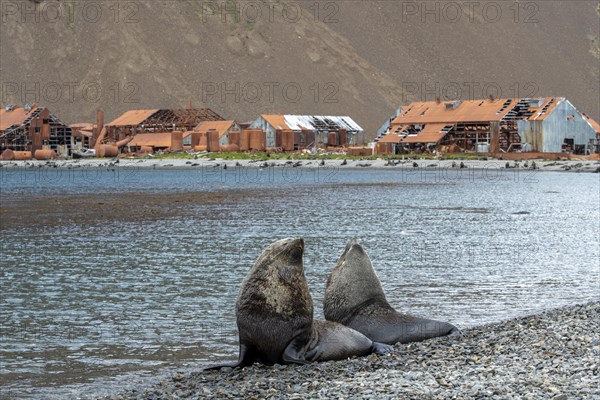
top-left (319, 1), bottom-right (600, 118)
top-left (1, 0), bottom-right (598, 135)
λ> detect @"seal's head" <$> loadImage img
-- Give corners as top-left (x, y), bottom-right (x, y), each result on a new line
top-left (254, 237), bottom-right (305, 282)
top-left (237, 237), bottom-right (311, 320)
top-left (324, 238), bottom-right (388, 322)
top-left (332, 238), bottom-right (381, 286)
top-left (339, 237), bottom-right (368, 267)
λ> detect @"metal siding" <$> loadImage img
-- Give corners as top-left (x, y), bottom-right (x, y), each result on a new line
top-left (219, 134), bottom-right (228, 146)
top-left (541, 100), bottom-right (596, 152)
top-left (249, 116), bottom-right (276, 147)
top-left (353, 131), bottom-right (365, 145)
top-left (517, 120), bottom-right (544, 152)
top-left (266, 125), bottom-right (275, 148)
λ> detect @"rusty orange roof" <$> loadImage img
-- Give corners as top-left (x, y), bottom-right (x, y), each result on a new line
top-left (378, 125), bottom-right (408, 143)
top-left (70, 122), bottom-right (95, 130)
top-left (129, 132), bottom-right (173, 148)
top-left (393, 99), bottom-right (514, 124)
top-left (380, 123), bottom-right (449, 144)
top-left (583, 114), bottom-right (600, 134)
top-left (261, 115), bottom-right (289, 130)
top-left (526, 98), bottom-right (562, 121)
top-left (393, 98), bottom-right (566, 125)
top-left (194, 120), bottom-right (235, 138)
top-left (129, 131), bottom-right (190, 145)
top-left (401, 123), bottom-right (449, 144)
top-left (70, 123), bottom-right (95, 138)
top-left (0, 106), bottom-right (40, 131)
top-left (378, 134), bottom-right (402, 143)
top-left (107, 109), bottom-right (159, 126)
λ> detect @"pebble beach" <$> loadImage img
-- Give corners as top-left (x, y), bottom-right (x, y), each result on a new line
top-left (0, 157), bottom-right (599, 173)
top-left (99, 302), bottom-right (599, 400)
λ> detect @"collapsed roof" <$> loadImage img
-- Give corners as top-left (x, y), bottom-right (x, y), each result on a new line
top-left (261, 114), bottom-right (363, 132)
top-left (107, 108), bottom-right (224, 127)
top-left (392, 98), bottom-right (563, 125)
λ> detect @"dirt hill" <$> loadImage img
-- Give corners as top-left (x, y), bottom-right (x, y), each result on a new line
top-left (1, 0), bottom-right (598, 137)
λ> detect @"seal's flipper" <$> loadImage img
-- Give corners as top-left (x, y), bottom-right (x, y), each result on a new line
top-left (371, 341), bottom-right (393, 355)
top-left (203, 344), bottom-right (255, 371)
top-left (282, 338), bottom-right (311, 365)
top-left (447, 325), bottom-right (463, 339)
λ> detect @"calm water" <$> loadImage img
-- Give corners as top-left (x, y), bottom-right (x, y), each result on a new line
top-left (1, 165), bottom-right (599, 398)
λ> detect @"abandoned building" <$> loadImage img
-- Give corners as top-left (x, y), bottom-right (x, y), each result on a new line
top-left (69, 122), bottom-right (95, 151)
top-left (375, 98), bottom-right (599, 155)
top-left (0, 104), bottom-right (72, 156)
top-left (191, 120), bottom-right (239, 147)
top-left (249, 115), bottom-right (364, 150)
top-left (105, 108), bottom-right (225, 142)
top-left (583, 114), bottom-right (600, 154)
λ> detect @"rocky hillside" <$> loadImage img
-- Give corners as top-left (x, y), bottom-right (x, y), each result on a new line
top-left (1, 0), bottom-right (598, 136)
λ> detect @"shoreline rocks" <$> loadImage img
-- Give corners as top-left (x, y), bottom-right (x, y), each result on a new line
top-left (99, 302), bottom-right (599, 399)
top-left (0, 158), bottom-right (599, 173)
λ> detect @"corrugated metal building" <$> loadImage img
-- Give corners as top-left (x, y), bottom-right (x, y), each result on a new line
top-left (583, 114), bottom-right (600, 154)
top-left (0, 104), bottom-right (72, 156)
top-left (376, 97), bottom-right (599, 155)
top-left (249, 114), bottom-right (364, 149)
top-left (517, 99), bottom-right (599, 153)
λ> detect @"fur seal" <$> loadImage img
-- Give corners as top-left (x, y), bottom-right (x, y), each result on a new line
top-left (324, 238), bottom-right (459, 345)
top-left (210, 238), bottom-right (391, 369)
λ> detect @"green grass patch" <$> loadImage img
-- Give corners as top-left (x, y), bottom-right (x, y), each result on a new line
top-left (149, 152), bottom-right (196, 160)
top-left (143, 151), bottom-right (494, 161)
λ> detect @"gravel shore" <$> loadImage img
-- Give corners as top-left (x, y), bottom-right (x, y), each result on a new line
top-left (100, 302), bottom-right (599, 399)
top-left (1, 157), bottom-right (599, 173)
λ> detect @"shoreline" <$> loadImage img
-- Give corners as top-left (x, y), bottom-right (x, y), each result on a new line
top-left (97, 302), bottom-right (599, 400)
top-left (0, 157), bottom-right (599, 173)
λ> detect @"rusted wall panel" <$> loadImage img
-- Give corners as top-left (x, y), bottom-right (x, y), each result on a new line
top-left (517, 120), bottom-right (544, 152)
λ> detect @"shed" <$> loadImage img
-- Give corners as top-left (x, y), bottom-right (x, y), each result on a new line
top-left (0, 104), bottom-right (72, 157)
top-left (105, 108), bottom-right (224, 142)
top-left (377, 97), bottom-right (599, 155)
top-left (249, 114), bottom-right (364, 149)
